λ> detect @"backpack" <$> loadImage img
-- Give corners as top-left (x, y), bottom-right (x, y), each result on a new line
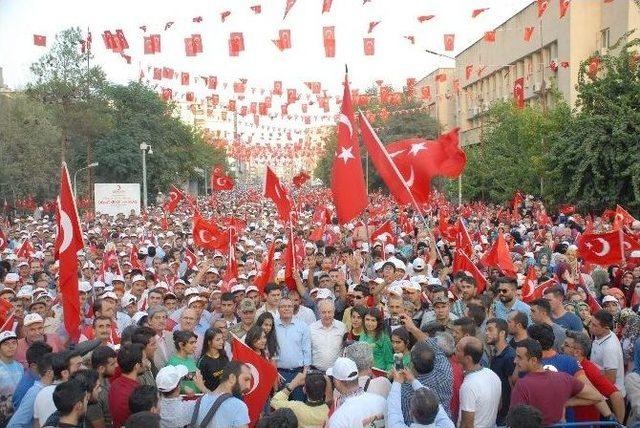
top-left (186, 393), bottom-right (232, 428)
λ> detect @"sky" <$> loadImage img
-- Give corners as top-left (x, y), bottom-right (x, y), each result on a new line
top-left (0, 0), bottom-right (534, 96)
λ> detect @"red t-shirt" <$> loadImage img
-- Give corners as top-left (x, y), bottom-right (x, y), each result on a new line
top-left (449, 356), bottom-right (464, 424)
top-left (573, 359), bottom-right (618, 421)
top-left (511, 370), bottom-right (584, 426)
top-left (108, 375), bottom-right (139, 428)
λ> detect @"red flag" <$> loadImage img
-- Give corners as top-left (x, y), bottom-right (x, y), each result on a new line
top-left (264, 167), bottom-right (292, 222)
top-left (524, 26), bottom-right (535, 41)
top-left (381, 129), bottom-right (466, 205)
top-left (283, 0), bottom-right (297, 19)
top-left (292, 171), bottom-right (310, 188)
top-left (115, 30), bottom-right (129, 49)
top-left (522, 275), bottom-right (556, 303)
top-left (368, 21), bottom-right (380, 33)
top-left (484, 31), bottom-right (496, 42)
top-left (129, 244), bottom-right (145, 273)
top-left (418, 15), bottom-right (435, 23)
top-left (323, 26), bottom-right (335, 57)
top-left (231, 338), bottom-right (278, 424)
top-left (254, 242), bottom-right (276, 293)
top-left (223, 241), bottom-right (238, 283)
top-left (559, 204), bottom-right (576, 215)
top-left (559, 0), bottom-right (570, 18)
top-left (211, 168), bottom-right (235, 191)
top-left (279, 29), bottom-right (292, 49)
top-left (192, 214), bottom-right (227, 250)
top-left (472, 8), bottom-right (489, 18)
top-left (613, 204), bottom-right (636, 229)
top-left (331, 76), bottom-right (368, 223)
top-left (577, 230), bottom-right (624, 266)
top-left (513, 77), bottom-right (525, 109)
top-left (371, 221), bottom-right (396, 244)
top-left (622, 232), bottom-right (640, 255)
top-left (16, 239), bottom-right (35, 260)
top-left (364, 38), bottom-right (375, 55)
top-left (0, 298), bottom-right (15, 332)
top-left (455, 218), bottom-right (473, 257)
top-left (192, 34), bottom-right (203, 53)
top-left (284, 233), bottom-right (304, 291)
top-left (184, 37), bottom-right (196, 56)
top-left (480, 234), bottom-right (517, 277)
top-left (57, 163), bottom-right (84, 342)
top-left (250, 5), bottom-right (262, 14)
top-left (229, 32), bottom-right (245, 56)
top-left (221, 11), bottom-right (231, 22)
top-left (0, 229), bottom-right (7, 251)
top-left (443, 34), bottom-right (455, 51)
top-left (537, 0), bottom-right (549, 17)
top-left (163, 185), bottom-right (185, 213)
top-left (453, 249), bottom-right (488, 294)
top-left (33, 35), bottom-right (47, 46)
top-left (181, 72), bottom-right (190, 86)
top-left (322, 0), bottom-right (333, 13)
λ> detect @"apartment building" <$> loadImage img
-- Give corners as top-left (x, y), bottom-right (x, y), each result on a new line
top-left (418, 0), bottom-right (640, 146)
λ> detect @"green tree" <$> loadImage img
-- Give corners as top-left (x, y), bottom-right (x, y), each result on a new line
top-left (0, 94), bottom-right (62, 200)
top-left (547, 38), bottom-right (640, 212)
top-left (93, 82), bottom-right (226, 197)
top-left (453, 99), bottom-right (571, 204)
top-left (314, 86), bottom-right (440, 191)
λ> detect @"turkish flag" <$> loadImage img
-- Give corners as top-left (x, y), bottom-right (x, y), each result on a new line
top-left (229, 32), bottom-right (245, 56)
top-left (184, 37), bottom-right (196, 56)
top-left (254, 242), bottom-right (276, 293)
top-left (421, 86), bottom-right (431, 100)
top-left (524, 26), bottom-right (535, 41)
top-left (0, 229), bottom-right (7, 251)
top-left (129, 244), bottom-right (145, 273)
top-left (292, 171), bottom-right (310, 188)
top-left (331, 76), bottom-right (367, 223)
top-left (322, 0), bottom-right (333, 13)
top-left (231, 338), bottom-right (278, 424)
top-left (513, 77), bottom-right (525, 109)
top-left (443, 34), bottom-right (455, 51)
top-left (0, 297), bottom-right (16, 332)
top-left (480, 234), bottom-right (517, 277)
top-left (472, 8), bottom-right (489, 18)
top-left (537, 0), bottom-right (549, 17)
top-left (465, 65), bottom-right (473, 80)
top-left (191, 34), bottom-right (203, 53)
top-left (577, 230), bottom-right (624, 265)
top-left (522, 273), bottom-right (556, 303)
top-left (371, 220), bottom-right (396, 244)
top-left (223, 242), bottom-right (238, 284)
top-left (264, 167), bottom-right (292, 222)
top-left (33, 34), bottom-right (47, 46)
top-left (150, 34), bottom-right (161, 53)
top-left (417, 15), bottom-right (434, 23)
top-left (115, 29), bottom-right (129, 49)
top-left (192, 214), bottom-right (227, 250)
top-left (323, 26), bottom-right (335, 57)
top-left (559, 0), bottom-right (570, 18)
top-left (57, 163), bottom-right (84, 342)
top-left (455, 218), bottom-right (473, 257)
top-left (453, 249), bottom-right (488, 294)
top-left (613, 204), bottom-right (636, 229)
top-left (211, 169), bottom-right (235, 191)
top-left (284, 232), bottom-right (304, 291)
top-left (364, 38), bottom-right (375, 55)
top-left (279, 29), bottom-right (291, 49)
top-left (16, 239), bottom-right (35, 260)
top-left (484, 31), bottom-right (496, 42)
top-left (283, 0), bottom-right (297, 19)
top-left (273, 81), bottom-right (283, 95)
top-left (251, 5), bottom-right (262, 14)
top-left (181, 72), bottom-right (190, 85)
top-left (381, 129), bottom-right (466, 205)
top-left (163, 185), bottom-right (185, 213)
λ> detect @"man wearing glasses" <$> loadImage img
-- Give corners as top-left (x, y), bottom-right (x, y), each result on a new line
top-left (493, 277), bottom-right (531, 322)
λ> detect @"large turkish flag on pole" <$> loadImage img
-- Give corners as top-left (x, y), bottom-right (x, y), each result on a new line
top-left (480, 234), bottom-right (517, 277)
top-left (264, 166), bottom-right (292, 222)
top-left (577, 229), bottom-right (624, 266)
top-left (192, 214), bottom-right (227, 250)
top-left (331, 74), bottom-right (367, 223)
top-left (57, 162), bottom-right (85, 342)
top-left (231, 337), bottom-right (278, 424)
top-left (452, 249), bottom-right (488, 294)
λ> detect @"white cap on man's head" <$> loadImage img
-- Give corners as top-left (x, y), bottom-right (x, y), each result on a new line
top-left (23, 313), bottom-right (44, 326)
top-left (156, 365), bottom-right (189, 392)
top-left (131, 274), bottom-right (146, 283)
top-left (326, 357), bottom-right (359, 381)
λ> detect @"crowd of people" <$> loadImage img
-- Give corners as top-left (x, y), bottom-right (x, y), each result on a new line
top-left (0, 187), bottom-right (640, 428)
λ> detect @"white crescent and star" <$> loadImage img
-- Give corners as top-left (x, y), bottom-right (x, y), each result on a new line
top-left (198, 229), bottom-right (213, 244)
top-left (216, 177), bottom-right (227, 187)
top-left (408, 142), bottom-right (426, 156)
top-left (403, 167), bottom-right (415, 187)
top-left (594, 237), bottom-right (610, 256)
top-left (59, 209), bottom-right (73, 253)
top-left (337, 146), bottom-right (355, 164)
top-left (245, 363), bottom-right (260, 395)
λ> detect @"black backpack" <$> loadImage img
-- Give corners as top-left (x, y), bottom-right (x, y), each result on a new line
top-left (186, 393), bottom-right (232, 428)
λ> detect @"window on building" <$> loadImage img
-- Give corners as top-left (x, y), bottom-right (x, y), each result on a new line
top-left (601, 28), bottom-right (610, 49)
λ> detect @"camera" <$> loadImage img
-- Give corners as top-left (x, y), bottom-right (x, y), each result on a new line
top-left (393, 353), bottom-right (404, 371)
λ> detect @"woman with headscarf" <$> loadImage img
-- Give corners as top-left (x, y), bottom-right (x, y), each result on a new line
top-left (621, 310), bottom-right (640, 369)
top-left (624, 337), bottom-right (640, 424)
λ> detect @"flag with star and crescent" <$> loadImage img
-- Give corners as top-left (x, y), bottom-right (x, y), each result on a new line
top-left (330, 73), bottom-right (367, 223)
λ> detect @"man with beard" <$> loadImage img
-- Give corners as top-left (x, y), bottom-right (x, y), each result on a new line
top-left (193, 361), bottom-right (251, 427)
top-left (493, 277), bottom-right (531, 322)
top-left (89, 346), bottom-right (117, 428)
top-left (486, 318), bottom-right (516, 427)
top-left (451, 276), bottom-right (477, 318)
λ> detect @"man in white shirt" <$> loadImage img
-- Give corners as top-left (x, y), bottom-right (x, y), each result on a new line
top-left (589, 310), bottom-right (626, 396)
top-left (310, 299), bottom-right (346, 371)
top-left (326, 357), bottom-right (387, 428)
top-left (455, 336), bottom-right (501, 428)
top-left (290, 289), bottom-right (316, 325)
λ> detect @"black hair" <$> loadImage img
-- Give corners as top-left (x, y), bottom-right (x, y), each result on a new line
top-left (117, 343), bottom-right (144, 374)
top-left (350, 305), bottom-right (368, 323)
top-left (255, 312), bottom-right (279, 357)
top-left (422, 321), bottom-right (445, 337)
top-left (466, 304), bottom-right (486, 327)
top-left (391, 326), bottom-right (415, 349)
top-left (51, 350), bottom-right (79, 381)
top-left (128, 385), bottom-right (159, 414)
top-left (462, 338), bottom-right (484, 364)
top-left (460, 275), bottom-right (477, 286)
top-left (221, 292), bottom-right (235, 303)
top-left (201, 327), bottom-right (228, 358)
top-left (52, 379), bottom-right (86, 416)
top-left (527, 323), bottom-right (555, 351)
top-left (593, 310), bottom-right (614, 330)
top-left (353, 283), bottom-right (369, 295)
top-left (543, 285), bottom-right (565, 299)
top-left (173, 330), bottom-right (197, 351)
top-left (245, 325), bottom-right (267, 354)
top-left (219, 360), bottom-right (245, 384)
top-left (124, 411), bottom-right (161, 428)
top-left (517, 338), bottom-right (542, 360)
top-left (131, 326), bottom-right (156, 348)
top-left (411, 341), bottom-right (435, 375)
top-left (26, 341), bottom-right (53, 366)
top-left (510, 311), bottom-right (529, 329)
top-left (495, 276), bottom-right (518, 289)
top-left (255, 408), bottom-right (298, 428)
top-left (264, 283), bottom-right (281, 295)
top-left (506, 404), bottom-right (543, 428)
top-left (70, 369), bottom-right (99, 395)
top-left (304, 372), bottom-right (327, 403)
top-left (36, 352), bottom-right (54, 377)
top-left (411, 388), bottom-right (439, 425)
top-left (91, 345), bottom-right (117, 370)
top-left (530, 298), bottom-right (551, 316)
top-left (453, 317), bottom-right (477, 337)
top-left (364, 307), bottom-right (384, 339)
top-left (486, 317), bottom-right (509, 338)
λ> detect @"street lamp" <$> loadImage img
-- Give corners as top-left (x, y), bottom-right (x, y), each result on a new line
top-left (73, 162), bottom-right (99, 198)
top-left (140, 143), bottom-right (153, 210)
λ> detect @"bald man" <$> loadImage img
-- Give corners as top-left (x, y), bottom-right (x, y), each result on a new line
top-left (309, 299), bottom-right (346, 371)
top-left (455, 336), bottom-right (502, 428)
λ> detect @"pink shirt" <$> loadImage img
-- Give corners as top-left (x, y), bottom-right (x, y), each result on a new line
top-left (15, 335), bottom-right (64, 367)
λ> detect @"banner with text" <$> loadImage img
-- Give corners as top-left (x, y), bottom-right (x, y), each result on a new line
top-left (94, 183), bottom-right (141, 216)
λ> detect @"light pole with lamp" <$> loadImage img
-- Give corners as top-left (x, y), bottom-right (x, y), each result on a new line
top-left (140, 143), bottom-right (153, 210)
top-left (73, 162), bottom-right (99, 198)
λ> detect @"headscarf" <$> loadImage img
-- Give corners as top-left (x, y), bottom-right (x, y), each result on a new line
top-left (633, 337), bottom-right (640, 376)
top-left (621, 311), bottom-right (640, 367)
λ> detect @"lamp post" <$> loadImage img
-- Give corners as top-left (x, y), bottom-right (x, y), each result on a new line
top-left (73, 162), bottom-right (99, 198)
top-left (140, 143), bottom-right (153, 210)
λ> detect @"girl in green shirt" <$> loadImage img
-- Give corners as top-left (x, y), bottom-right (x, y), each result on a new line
top-left (359, 307), bottom-right (394, 371)
top-left (391, 326), bottom-right (415, 370)
top-left (167, 330), bottom-right (201, 394)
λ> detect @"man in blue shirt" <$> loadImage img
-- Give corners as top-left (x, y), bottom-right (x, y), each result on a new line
top-left (195, 361), bottom-right (251, 428)
top-left (493, 277), bottom-right (531, 322)
top-left (7, 353), bottom-right (54, 428)
top-left (275, 296), bottom-right (311, 401)
top-left (544, 286), bottom-right (584, 332)
top-left (12, 342), bottom-right (52, 409)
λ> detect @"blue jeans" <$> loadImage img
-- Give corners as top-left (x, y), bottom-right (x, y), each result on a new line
top-left (278, 367), bottom-right (306, 401)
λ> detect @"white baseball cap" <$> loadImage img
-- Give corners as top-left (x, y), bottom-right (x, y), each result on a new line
top-left (112, 275), bottom-right (125, 283)
top-left (23, 313), bottom-right (44, 326)
top-left (188, 296), bottom-right (207, 306)
top-left (412, 258), bottom-right (426, 271)
top-left (79, 281), bottom-right (93, 293)
top-left (388, 284), bottom-right (403, 297)
top-left (156, 364), bottom-right (189, 392)
top-left (101, 291), bottom-right (118, 301)
top-left (602, 295), bottom-right (619, 305)
top-left (326, 357), bottom-right (359, 381)
top-left (0, 330), bottom-right (17, 344)
top-left (4, 273), bottom-right (20, 283)
top-left (184, 287), bottom-right (200, 297)
top-left (245, 285), bottom-right (259, 293)
top-left (131, 275), bottom-right (146, 283)
top-left (121, 293), bottom-right (137, 307)
top-left (230, 284), bottom-right (246, 294)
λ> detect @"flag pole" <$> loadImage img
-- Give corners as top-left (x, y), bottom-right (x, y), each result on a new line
top-left (358, 110), bottom-right (445, 264)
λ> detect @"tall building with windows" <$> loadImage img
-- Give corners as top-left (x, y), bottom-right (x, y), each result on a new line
top-left (416, 0), bottom-right (640, 146)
